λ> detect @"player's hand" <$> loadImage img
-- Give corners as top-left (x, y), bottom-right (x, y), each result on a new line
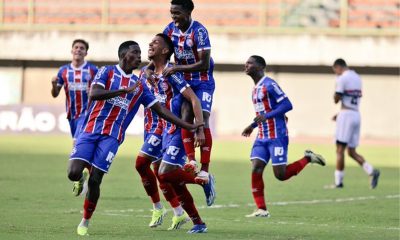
top-left (253, 115), bottom-right (267, 123)
top-left (162, 66), bottom-right (176, 77)
top-left (332, 114), bottom-right (337, 121)
top-left (124, 81), bottom-right (141, 94)
top-left (194, 127), bottom-right (205, 147)
top-left (183, 160), bottom-right (199, 176)
top-left (241, 125), bottom-right (254, 137)
top-left (144, 69), bottom-right (157, 87)
top-left (51, 76), bottom-right (58, 85)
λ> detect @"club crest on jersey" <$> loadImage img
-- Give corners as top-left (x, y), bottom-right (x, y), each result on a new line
top-left (186, 38), bottom-right (193, 47)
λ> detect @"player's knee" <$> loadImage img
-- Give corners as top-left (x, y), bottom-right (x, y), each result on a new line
top-left (274, 173), bottom-right (286, 181)
top-left (135, 156), bottom-right (150, 173)
top-left (67, 170), bottom-right (81, 182)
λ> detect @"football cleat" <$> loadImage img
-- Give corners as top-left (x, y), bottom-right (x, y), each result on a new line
top-left (149, 207), bottom-right (167, 228)
top-left (304, 150), bottom-right (326, 166)
top-left (77, 225), bottom-right (89, 236)
top-left (201, 174), bottom-right (216, 206)
top-left (187, 223), bottom-right (207, 233)
top-left (168, 212), bottom-right (190, 230)
top-left (370, 169), bottom-right (380, 189)
top-left (246, 209), bottom-right (271, 218)
top-left (72, 168), bottom-right (89, 197)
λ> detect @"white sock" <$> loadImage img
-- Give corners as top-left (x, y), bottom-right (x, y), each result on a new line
top-left (335, 170), bottom-right (344, 186)
top-left (153, 202), bottom-right (163, 210)
top-left (362, 162), bottom-right (374, 175)
top-left (79, 218), bottom-right (89, 227)
top-left (172, 205), bottom-right (184, 216)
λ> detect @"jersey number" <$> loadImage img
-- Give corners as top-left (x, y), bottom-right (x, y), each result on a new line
top-left (351, 97), bottom-right (358, 105)
top-left (147, 135), bottom-right (161, 146)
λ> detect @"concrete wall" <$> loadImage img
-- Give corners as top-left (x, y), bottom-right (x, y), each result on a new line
top-left (1, 31), bottom-right (399, 67)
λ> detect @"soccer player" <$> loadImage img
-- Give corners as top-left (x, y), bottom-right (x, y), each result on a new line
top-left (162, 0), bottom-right (215, 181)
top-left (67, 40), bottom-right (202, 236)
top-left (142, 33), bottom-right (215, 233)
top-left (51, 39), bottom-right (98, 196)
top-left (135, 33), bottom-right (203, 230)
top-left (51, 39), bottom-right (98, 143)
top-left (331, 58), bottom-right (380, 189)
top-left (241, 55), bottom-right (326, 217)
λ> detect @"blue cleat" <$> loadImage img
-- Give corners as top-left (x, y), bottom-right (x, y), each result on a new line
top-left (187, 223), bottom-right (207, 233)
top-left (202, 174), bottom-right (216, 206)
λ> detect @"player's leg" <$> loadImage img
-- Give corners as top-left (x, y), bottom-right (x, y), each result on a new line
top-left (158, 162), bottom-right (207, 233)
top-left (334, 111), bottom-right (352, 188)
top-left (246, 138), bottom-right (270, 217)
top-left (271, 137), bottom-right (325, 181)
top-left (152, 160), bottom-right (189, 230)
top-left (135, 152), bottom-right (167, 227)
top-left (77, 166), bottom-right (104, 236)
top-left (76, 135), bottom-right (118, 236)
top-left (68, 132), bottom-right (95, 196)
top-left (181, 100), bottom-right (196, 162)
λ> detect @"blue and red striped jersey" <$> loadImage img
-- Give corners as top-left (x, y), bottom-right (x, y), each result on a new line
top-left (82, 65), bottom-right (157, 143)
top-left (252, 77), bottom-right (289, 139)
top-left (56, 61), bottom-right (98, 119)
top-left (163, 20), bottom-right (215, 88)
top-left (141, 64), bottom-right (190, 135)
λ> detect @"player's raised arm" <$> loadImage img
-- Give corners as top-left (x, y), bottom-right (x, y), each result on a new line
top-left (150, 102), bottom-right (202, 131)
top-left (163, 49), bottom-right (210, 77)
top-left (89, 83), bottom-right (133, 101)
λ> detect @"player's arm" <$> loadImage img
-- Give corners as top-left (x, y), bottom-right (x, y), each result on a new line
top-left (163, 50), bottom-right (211, 76)
top-left (150, 102), bottom-right (203, 131)
top-left (181, 87), bottom-right (205, 146)
top-left (89, 81), bottom-right (141, 101)
top-left (51, 76), bottom-right (62, 98)
top-left (334, 92), bottom-right (342, 104)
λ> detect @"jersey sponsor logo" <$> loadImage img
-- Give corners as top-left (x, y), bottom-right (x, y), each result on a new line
top-left (171, 74), bottom-right (183, 84)
top-left (106, 96), bottom-right (130, 110)
top-left (197, 28), bottom-right (208, 46)
top-left (202, 92), bottom-right (212, 103)
top-left (95, 67), bottom-right (107, 81)
top-left (272, 83), bottom-right (283, 95)
top-left (254, 102), bottom-right (265, 112)
top-left (175, 47), bottom-right (194, 60)
top-left (147, 135), bottom-right (161, 146)
top-left (68, 82), bottom-right (88, 91)
top-left (274, 147), bottom-right (284, 157)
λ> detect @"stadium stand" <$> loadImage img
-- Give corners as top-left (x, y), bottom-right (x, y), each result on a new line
top-left (1, 0), bottom-right (399, 30)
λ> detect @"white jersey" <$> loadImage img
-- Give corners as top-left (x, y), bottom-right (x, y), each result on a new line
top-left (335, 70), bottom-right (362, 111)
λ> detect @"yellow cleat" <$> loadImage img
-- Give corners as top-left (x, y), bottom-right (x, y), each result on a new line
top-left (149, 207), bottom-right (167, 228)
top-left (77, 225), bottom-right (89, 236)
top-left (73, 168), bottom-right (89, 197)
top-left (168, 212), bottom-right (190, 230)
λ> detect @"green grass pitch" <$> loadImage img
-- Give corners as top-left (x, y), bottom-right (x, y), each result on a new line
top-left (0, 135), bottom-right (399, 239)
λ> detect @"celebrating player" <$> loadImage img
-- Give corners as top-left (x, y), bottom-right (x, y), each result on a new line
top-left (134, 33), bottom-right (200, 230)
top-left (67, 41), bottom-right (202, 236)
top-left (50, 39), bottom-right (98, 196)
top-left (331, 58), bottom-right (380, 189)
top-left (51, 39), bottom-right (97, 143)
top-left (162, 0), bottom-right (215, 181)
top-left (142, 33), bottom-right (215, 233)
top-left (242, 55), bottom-right (326, 218)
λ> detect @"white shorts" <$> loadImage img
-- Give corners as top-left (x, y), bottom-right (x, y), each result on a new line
top-left (336, 110), bottom-right (361, 148)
